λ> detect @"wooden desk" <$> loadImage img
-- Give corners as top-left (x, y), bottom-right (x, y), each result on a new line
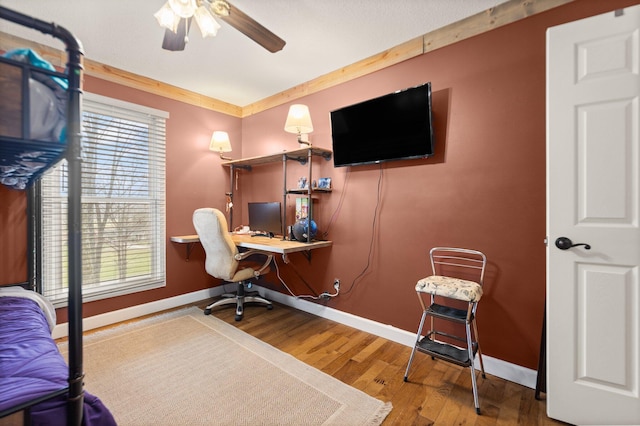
top-left (171, 234), bottom-right (332, 261)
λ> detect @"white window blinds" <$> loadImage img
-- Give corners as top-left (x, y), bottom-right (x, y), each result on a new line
top-left (41, 93), bottom-right (168, 305)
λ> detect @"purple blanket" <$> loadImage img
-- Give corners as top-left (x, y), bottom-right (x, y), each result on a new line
top-left (0, 297), bottom-right (115, 425)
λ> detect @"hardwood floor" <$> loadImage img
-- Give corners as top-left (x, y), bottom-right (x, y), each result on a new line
top-left (194, 300), bottom-right (569, 426)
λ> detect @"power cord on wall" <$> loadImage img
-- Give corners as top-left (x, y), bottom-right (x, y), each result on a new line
top-left (240, 165), bottom-right (382, 302)
top-left (272, 256), bottom-right (340, 300)
top-left (274, 165), bottom-right (383, 300)
top-left (340, 165), bottom-right (383, 296)
top-left (320, 166), bottom-right (351, 240)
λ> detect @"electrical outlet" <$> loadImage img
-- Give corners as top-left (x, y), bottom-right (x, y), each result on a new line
top-left (333, 279), bottom-right (340, 290)
top-left (320, 292), bottom-right (330, 300)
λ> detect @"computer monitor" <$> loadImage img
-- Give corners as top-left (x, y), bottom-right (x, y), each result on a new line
top-left (248, 202), bottom-right (282, 235)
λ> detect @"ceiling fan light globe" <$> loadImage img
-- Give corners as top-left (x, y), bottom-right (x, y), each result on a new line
top-left (194, 6), bottom-right (221, 38)
top-left (154, 2), bottom-right (180, 32)
top-left (156, 0), bottom-right (285, 53)
top-left (169, 0), bottom-right (198, 18)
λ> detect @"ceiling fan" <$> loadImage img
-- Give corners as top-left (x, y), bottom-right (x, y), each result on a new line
top-left (154, 0), bottom-right (286, 53)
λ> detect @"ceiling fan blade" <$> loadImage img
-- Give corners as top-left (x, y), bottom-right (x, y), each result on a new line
top-left (162, 18), bottom-right (191, 51)
top-left (220, 2), bottom-right (286, 53)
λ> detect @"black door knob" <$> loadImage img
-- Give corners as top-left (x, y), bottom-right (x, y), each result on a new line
top-left (555, 237), bottom-right (591, 250)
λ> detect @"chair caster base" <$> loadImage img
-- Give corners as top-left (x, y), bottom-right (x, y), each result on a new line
top-left (235, 314), bottom-right (243, 321)
top-left (403, 376), bottom-right (408, 382)
top-left (267, 304), bottom-right (273, 310)
top-left (204, 308), bottom-right (212, 315)
top-left (476, 408), bottom-right (481, 415)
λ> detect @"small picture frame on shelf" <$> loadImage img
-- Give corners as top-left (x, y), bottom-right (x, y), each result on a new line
top-left (317, 177), bottom-right (331, 189)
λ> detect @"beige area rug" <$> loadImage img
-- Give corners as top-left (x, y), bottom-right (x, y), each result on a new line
top-left (58, 307), bottom-right (392, 425)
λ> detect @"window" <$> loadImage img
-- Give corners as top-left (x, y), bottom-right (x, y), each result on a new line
top-left (40, 93), bottom-right (168, 306)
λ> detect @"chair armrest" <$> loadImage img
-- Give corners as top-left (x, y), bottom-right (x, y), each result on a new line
top-left (235, 250), bottom-right (273, 276)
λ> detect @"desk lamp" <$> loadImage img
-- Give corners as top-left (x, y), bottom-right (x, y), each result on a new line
top-left (209, 131), bottom-right (232, 160)
top-left (284, 104), bottom-right (313, 147)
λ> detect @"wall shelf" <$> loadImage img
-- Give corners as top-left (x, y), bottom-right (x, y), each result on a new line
top-left (287, 188), bottom-right (332, 194)
top-left (221, 147), bottom-right (332, 170)
top-left (221, 147), bottom-right (332, 241)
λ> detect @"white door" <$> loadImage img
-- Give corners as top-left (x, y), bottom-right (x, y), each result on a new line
top-left (547, 5), bottom-right (640, 425)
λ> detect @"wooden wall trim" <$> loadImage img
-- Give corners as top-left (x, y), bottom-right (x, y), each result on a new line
top-left (243, 0), bottom-right (575, 116)
top-left (84, 60), bottom-right (242, 117)
top-left (240, 36), bottom-right (425, 117)
top-left (423, 0), bottom-right (575, 53)
top-left (0, 0), bottom-right (574, 118)
top-left (0, 31), bottom-right (242, 117)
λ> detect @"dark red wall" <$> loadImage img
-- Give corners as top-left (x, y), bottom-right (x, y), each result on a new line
top-left (235, 0), bottom-right (639, 369)
top-left (0, 77), bottom-right (241, 320)
top-left (1, 0), bottom-right (637, 369)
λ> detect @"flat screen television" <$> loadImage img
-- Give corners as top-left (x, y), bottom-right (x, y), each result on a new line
top-left (330, 82), bottom-right (434, 167)
top-left (248, 202), bottom-right (282, 235)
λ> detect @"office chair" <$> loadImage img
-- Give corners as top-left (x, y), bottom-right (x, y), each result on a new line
top-left (404, 247), bottom-right (487, 414)
top-left (193, 208), bottom-right (273, 321)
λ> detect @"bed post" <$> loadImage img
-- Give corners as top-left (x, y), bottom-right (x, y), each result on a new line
top-left (0, 6), bottom-right (85, 426)
top-left (62, 36), bottom-right (84, 426)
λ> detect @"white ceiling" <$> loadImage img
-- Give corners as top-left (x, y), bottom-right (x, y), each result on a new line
top-left (0, 0), bottom-right (510, 107)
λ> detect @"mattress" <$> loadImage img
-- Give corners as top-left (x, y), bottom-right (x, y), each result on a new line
top-left (0, 294), bottom-right (115, 425)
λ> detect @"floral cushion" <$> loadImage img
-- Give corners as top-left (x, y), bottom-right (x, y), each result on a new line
top-left (416, 275), bottom-right (483, 302)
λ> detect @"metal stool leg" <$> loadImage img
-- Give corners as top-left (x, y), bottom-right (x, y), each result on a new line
top-left (472, 318), bottom-right (486, 378)
top-left (410, 247), bottom-right (487, 415)
top-left (466, 321), bottom-right (481, 414)
top-left (404, 310), bottom-right (428, 381)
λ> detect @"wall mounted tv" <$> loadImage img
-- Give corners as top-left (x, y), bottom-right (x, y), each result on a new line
top-left (330, 82), bottom-right (434, 167)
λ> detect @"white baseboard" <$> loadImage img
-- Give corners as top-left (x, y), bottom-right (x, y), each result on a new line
top-left (53, 286), bottom-right (538, 389)
top-left (259, 286), bottom-right (538, 390)
top-left (51, 287), bottom-right (222, 340)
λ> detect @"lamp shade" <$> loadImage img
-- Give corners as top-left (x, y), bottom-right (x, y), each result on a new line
top-left (284, 104), bottom-right (313, 134)
top-left (209, 131), bottom-right (232, 153)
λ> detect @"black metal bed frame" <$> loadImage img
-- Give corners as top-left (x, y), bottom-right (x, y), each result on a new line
top-left (0, 6), bottom-right (85, 425)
